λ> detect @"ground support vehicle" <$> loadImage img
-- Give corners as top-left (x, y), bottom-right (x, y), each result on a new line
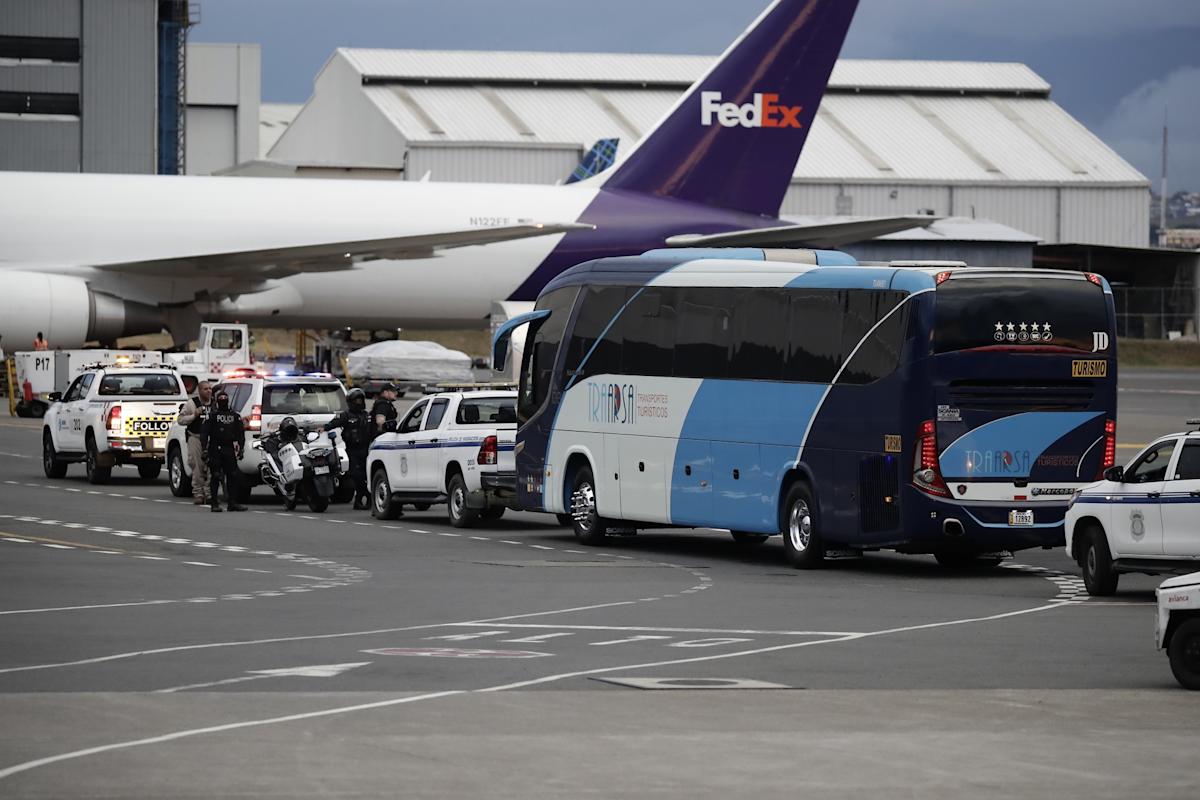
top-left (14, 350), bottom-right (162, 418)
top-left (42, 363), bottom-right (187, 484)
top-left (1156, 572), bottom-right (1200, 690)
top-left (368, 390), bottom-right (517, 526)
top-left (494, 248), bottom-right (1119, 567)
top-left (1066, 422), bottom-right (1200, 596)
top-left (167, 373), bottom-right (348, 501)
top-left (163, 323), bottom-right (254, 386)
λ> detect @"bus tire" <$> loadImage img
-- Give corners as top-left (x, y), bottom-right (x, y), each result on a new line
top-left (555, 514), bottom-right (574, 528)
top-left (1081, 526), bottom-right (1119, 596)
top-left (569, 465), bottom-right (609, 545)
top-left (781, 482), bottom-right (823, 569)
top-left (731, 531), bottom-right (769, 546)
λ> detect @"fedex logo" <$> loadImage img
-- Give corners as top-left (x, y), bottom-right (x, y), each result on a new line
top-left (700, 91), bottom-right (803, 129)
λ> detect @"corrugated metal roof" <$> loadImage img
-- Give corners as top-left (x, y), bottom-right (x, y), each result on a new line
top-left (273, 50), bottom-right (1144, 187)
top-left (339, 49), bottom-right (1050, 94)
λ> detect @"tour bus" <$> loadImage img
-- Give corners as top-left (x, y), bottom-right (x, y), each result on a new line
top-left (492, 248), bottom-right (1119, 568)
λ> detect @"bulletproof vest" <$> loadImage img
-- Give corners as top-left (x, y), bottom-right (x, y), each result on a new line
top-left (211, 411), bottom-right (241, 446)
top-left (343, 409), bottom-right (371, 449)
top-left (187, 402), bottom-right (211, 434)
top-left (372, 399), bottom-right (397, 423)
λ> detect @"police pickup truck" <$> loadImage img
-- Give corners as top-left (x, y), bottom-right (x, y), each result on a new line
top-left (1065, 420), bottom-right (1200, 596)
top-left (368, 389), bottom-right (516, 526)
top-left (1156, 571), bottom-right (1200, 690)
top-left (42, 363), bottom-right (187, 484)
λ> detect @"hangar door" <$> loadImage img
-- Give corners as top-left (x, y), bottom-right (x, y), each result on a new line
top-left (185, 106), bottom-right (236, 175)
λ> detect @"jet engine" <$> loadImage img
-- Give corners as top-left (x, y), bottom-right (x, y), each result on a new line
top-left (0, 271), bottom-right (164, 349)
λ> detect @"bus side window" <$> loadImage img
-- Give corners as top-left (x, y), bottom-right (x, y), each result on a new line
top-left (840, 290), bottom-right (909, 385)
top-left (729, 289), bottom-right (786, 381)
top-left (621, 287), bottom-right (675, 377)
top-left (674, 288), bottom-right (731, 380)
top-left (785, 290), bottom-right (843, 383)
top-left (563, 286), bottom-right (625, 385)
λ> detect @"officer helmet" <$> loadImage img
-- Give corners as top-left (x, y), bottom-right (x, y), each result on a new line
top-left (279, 416), bottom-right (299, 443)
top-left (347, 388), bottom-right (366, 408)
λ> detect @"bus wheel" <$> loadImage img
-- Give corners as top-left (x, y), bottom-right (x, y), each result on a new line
top-left (569, 466), bottom-right (608, 545)
top-left (781, 483), bottom-right (823, 569)
top-left (731, 531), bottom-right (769, 546)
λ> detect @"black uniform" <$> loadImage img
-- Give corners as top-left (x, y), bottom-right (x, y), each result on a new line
top-left (326, 406), bottom-right (373, 507)
top-left (205, 406), bottom-right (246, 511)
top-left (371, 397), bottom-right (398, 435)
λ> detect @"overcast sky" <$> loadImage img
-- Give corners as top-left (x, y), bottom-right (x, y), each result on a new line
top-left (192, 0), bottom-right (1200, 188)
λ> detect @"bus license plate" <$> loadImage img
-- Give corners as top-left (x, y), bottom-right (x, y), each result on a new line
top-left (1009, 510), bottom-right (1034, 526)
top-left (313, 466), bottom-right (330, 475)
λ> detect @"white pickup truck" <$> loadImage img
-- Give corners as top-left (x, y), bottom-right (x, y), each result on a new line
top-left (42, 363), bottom-right (188, 484)
top-left (1156, 572), bottom-right (1200, 690)
top-left (367, 390), bottom-right (517, 526)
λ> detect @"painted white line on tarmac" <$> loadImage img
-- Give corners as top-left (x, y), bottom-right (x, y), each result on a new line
top-left (183, 562), bottom-right (218, 567)
top-left (41, 544), bottom-right (73, 550)
top-left (0, 599), bottom-right (177, 616)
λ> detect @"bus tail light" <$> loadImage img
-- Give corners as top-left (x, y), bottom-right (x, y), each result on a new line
top-left (934, 270), bottom-right (953, 285)
top-left (106, 404), bottom-right (122, 435)
top-left (1096, 419), bottom-right (1116, 479)
top-left (1085, 273), bottom-right (1103, 286)
top-left (913, 419), bottom-right (950, 498)
top-left (478, 435), bottom-right (499, 466)
top-left (245, 404), bottom-right (262, 432)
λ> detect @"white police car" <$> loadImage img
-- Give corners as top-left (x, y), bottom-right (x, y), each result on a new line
top-left (1156, 571), bottom-right (1200, 690)
top-left (1065, 420), bottom-right (1200, 596)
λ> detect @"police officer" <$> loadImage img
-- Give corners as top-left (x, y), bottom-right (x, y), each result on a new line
top-left (177, 381), bottom-right (215, 505)
top-left (327, 388), bottom-right (375, 510)
top-left (204, 388), bottom-right (247, 513)
top-left (372, 383), bottom-right (399, 435)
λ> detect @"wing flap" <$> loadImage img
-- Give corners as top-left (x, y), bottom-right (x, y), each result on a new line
top-left (95, 222), bottom-right (593, 278)
top-left (665, 216), bottom-right (938, 250)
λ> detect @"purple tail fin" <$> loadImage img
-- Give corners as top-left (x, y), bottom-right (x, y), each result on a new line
top-left (601, 0), bottom-right (859, 218)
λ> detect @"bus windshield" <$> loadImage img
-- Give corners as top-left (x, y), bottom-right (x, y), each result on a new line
top-left (935, 277), bottom-right (1108, 354)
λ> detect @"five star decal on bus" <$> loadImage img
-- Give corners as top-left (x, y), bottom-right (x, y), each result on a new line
top-left (994, 321), bottom-right (1053, 343)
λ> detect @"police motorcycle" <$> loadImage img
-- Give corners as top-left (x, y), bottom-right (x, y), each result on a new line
top-left (254, 417), bottom-right (346, 513)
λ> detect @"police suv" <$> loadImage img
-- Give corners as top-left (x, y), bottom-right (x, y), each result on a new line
top-left (368, 389), bottom-right (517, 526)
top-left (167, 372), bottom-right (348, 501)
top-left (1065, 420), bottom-right (1200, 595)
top-left (42, 363), bottom-right (187, 484)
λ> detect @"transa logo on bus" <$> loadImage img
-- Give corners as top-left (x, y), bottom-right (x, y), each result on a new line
top-left (965, 449), bottom-right (1031, 477)
top-left (588, 381), bottom-right (637, 425)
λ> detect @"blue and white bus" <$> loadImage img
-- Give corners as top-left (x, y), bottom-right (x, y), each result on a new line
top-left (492, 248), bottom-right (1119, 568)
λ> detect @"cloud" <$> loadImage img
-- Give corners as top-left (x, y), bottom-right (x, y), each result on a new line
top-left (1100, 67), bottom-right (1200, 187)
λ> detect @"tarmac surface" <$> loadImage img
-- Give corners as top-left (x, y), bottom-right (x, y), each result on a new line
top-left (0, 367), bottom-right (1197, 798)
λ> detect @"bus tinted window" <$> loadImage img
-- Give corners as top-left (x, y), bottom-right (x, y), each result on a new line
top-left (840, 298), bottom-right (909, 385)
top-left (674, 288), bottom-right (731, 379)
top-left (518, 287), bottom-right (577, 422)
top-left (935, 278), bottom-right (1108, 353)
top-left (729, 289), bottom-right (787, 381)
top-left (563, 286), bottom-right (624, 384)
top-left (785, 290), bottom-right (843, 383)
top-left (621, 288), bottom-right (676, 377)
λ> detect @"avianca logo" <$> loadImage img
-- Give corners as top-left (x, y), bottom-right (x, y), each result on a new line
top-left (700, 91), bottom-right (803, 129)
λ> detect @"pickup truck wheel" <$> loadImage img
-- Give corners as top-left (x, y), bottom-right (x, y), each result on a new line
top-left (85, 433), bottom-right (111, 485)
top-left (168, 445), bottom-right (191, 497)
top-left (731, 531), bottom-right (769, 545)
top-left (569, 466), bottom-right (609, 545)
top-left (1168, 618), bottom-right (1200, 691)
top-left (447, 473), bottom-right (479, 528)
top-left (137, 461), bottom-right (162, 481)
top-left (781, 482), bottom-right (823, 569)
top-left (43, 432), bottom-right (68, 479)
top-left (1081, 527), bottom-right (1119, 596)
top-left (371, 470), bottom-right (401, 520)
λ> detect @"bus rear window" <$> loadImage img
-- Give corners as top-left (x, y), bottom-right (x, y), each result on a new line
top-left (935, 277), bottom-right (1108, 354)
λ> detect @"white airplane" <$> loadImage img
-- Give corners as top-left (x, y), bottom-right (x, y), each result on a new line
top-left (0, 0), bottom-right (918, 350)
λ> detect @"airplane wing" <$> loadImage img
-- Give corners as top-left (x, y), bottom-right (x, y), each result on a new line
top-left (95, 222), bottom-right (594, 279)
top-left (665, 216), bottom-right (938, 250)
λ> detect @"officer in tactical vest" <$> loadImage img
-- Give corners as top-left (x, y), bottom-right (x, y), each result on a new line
top-left (326, 388), bottom-right (375, 511)
top-left (204, 388), bottom-right (248, 513)
top-left (372, 383), bottom-right (399, 435)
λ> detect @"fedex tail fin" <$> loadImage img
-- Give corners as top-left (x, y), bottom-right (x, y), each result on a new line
top-left (601, 0), bottom-right (859, 218)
